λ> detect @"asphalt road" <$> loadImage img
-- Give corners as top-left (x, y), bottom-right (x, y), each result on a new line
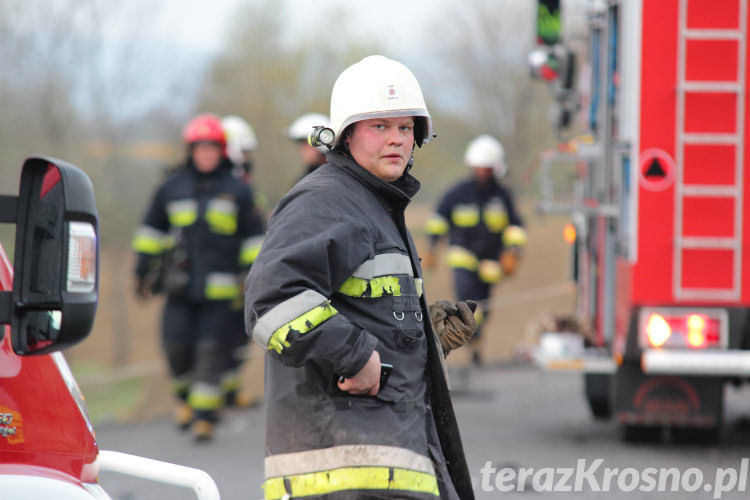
top-left (96, 363), bottom-right (750, 500)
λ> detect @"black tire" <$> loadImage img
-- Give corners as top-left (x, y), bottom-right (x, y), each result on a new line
top-left (584, 373), bottom-right (612, 419)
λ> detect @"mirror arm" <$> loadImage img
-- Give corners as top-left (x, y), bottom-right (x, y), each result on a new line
top-left (0, 291), bottom-right (11, 324)
top-left (0, 196), bottom-right (17, 224)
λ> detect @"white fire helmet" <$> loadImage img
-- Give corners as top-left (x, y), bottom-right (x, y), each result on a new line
top-left (330, 55), bottom-right (433, 148)
top-left (464, 134), bottom-right (507, 178)
top-left (288, 113), bottom-right (331, 153)
top-left (221, 115), bottom-right (258, 165)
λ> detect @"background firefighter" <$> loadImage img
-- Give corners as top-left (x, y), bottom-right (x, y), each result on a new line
top-left (424, 134), bottom-right (527, 366)
top-left (286, 112), bottom-right (331, 181)
top-left (221, 114), bottom-right (266, 408)
top-left (132, 113), bottom-right (265, 441)
top-left (245, 55), bottom-right (476, 499)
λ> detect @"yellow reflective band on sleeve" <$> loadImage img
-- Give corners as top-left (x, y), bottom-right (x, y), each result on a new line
top-left (483, 208), bottom-right (509, 233)
top-left (263, 467), bottom-right (439, 499)
top-left (446, 246), bottom-right (479, 271)
top-left (132, 235), bottom-right (163, 255)
top-left (478, 259), bottom-right (503, 284)
top-left (267, 302), bottom-right (338, 354)
top-left (503, 225), bottom-right (528, 247)
top-left (132, 226), bottom-right (168, 255)
top-left (240, 236), bottom-right (264, 266)
top-left (240, 245), bottom-right (261, 265)
top-left (338, 276), bottom-right (402, 298)
top-left (451, 204), bottom-right (480, 227)
top-left (424, 214), bottom-right (449, 235)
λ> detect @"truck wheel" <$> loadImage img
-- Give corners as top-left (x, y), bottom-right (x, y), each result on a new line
top-left (622, 424), bottom-right (662, 443)
top-left (584, 373), bottom-right (612, 419)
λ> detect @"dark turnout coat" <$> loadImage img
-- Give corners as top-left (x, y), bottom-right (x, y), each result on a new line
top-left (245, 152), bottom-right (474, 500)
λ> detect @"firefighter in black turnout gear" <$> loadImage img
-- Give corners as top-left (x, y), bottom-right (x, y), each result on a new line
top-left (245, 55), bottom-right (476, 500)
top-left (425, 135), bottom-right (526, 366)
top-left (133, 113), bottom-right (264, 441)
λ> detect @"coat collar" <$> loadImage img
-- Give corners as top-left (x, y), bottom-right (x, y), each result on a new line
top-left (326, 152), bottom-right (421, 210)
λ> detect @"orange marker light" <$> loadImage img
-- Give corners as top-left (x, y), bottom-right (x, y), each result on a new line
top-left (646, 313), bottom-right (671, 347)
top-left (563, 223), bottom-right (576, 245)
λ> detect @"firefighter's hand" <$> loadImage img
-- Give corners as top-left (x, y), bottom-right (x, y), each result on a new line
top-left (135, 276), bottom-right (151, 301)
top-left (500, 247), bottom-right (522, 276)
top-left (429, 300), bottom-right (478, 356)
top-left (338, 350), bottom-right (381, 396)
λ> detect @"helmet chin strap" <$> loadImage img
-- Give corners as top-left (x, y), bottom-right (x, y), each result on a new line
top-left (403, 147), bottom-right (415, 175)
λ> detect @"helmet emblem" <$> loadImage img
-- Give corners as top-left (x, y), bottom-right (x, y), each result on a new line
top-left (387, 84), bottom-right (398, 100)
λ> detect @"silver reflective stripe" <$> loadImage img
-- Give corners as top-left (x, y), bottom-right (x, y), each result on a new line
top-left (242, 235), bottom-right (265, 251)
top-left (206, 273), bottom-right (238, 287)
top-left (252, 290), bottom-right (329, 347)
top-left (207, 198), bottom-right (237, 214)
top-left (265, 444), bottom-right (435, 478)
top-left (352, 253), bottom-right (413, 279)
top-left (134, 225), bottom-right (167, 240)
top-left (166, 199), bottom-right (198, 214)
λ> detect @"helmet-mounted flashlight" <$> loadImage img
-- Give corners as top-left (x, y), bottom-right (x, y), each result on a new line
top-left (308, 126), bottom-right (335, 150)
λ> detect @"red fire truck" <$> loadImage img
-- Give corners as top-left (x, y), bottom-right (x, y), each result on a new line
top-left (533, 0), bottom-right (750, 441)
top-left (0, 158), bottom-right (220, 498)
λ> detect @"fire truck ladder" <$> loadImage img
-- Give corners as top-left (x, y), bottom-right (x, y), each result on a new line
top-left (674, 0), bottom-right (747, 301)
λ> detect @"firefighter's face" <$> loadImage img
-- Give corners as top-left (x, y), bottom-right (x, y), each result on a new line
top-left (472, 166), bottom-right (494, 183)
top-left (192, 142), bottom-right (223, 173)
top-left (346, 117), bottom-right (415, 182)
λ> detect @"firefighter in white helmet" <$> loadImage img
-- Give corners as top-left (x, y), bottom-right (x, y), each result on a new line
top-left (222, 115), bottom-right (258, 182)
top-left (287, 112), bottom-right (330, 179)
top-left (424, 134), bottom-right (526, 366)
top-left (245, 55), bottom-right (475, 499)
top-left (221, 115), bottom-right (265, 409)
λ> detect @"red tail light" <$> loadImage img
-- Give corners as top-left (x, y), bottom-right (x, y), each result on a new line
top-left (639, 308), bottom-right (726, 349)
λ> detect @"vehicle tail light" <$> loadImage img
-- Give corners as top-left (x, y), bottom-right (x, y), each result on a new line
top-left (67, 222), bottom-right (97, 293)
top-left (639, 308), bottom-right (726, 349)
top-left (645, 313), bottom-right (671, 347)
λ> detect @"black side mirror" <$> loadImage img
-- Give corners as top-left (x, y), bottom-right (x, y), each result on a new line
top-left (2, 157), bottom-right (99, 355)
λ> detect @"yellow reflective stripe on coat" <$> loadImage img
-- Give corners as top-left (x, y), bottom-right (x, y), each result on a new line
top-left (239, 235), bottom-right (264, 266)
top-left (451, 204), bottom-right (480, 227)
top-left (446, 246), bottom-right (479, 271)
top-left (503, 225), bottom-right (528, 247)
top-left (338, 276), bottom-right (402, 298)
top-left (267, 302), bottom-right (338, 354)
top-left (483, 204), bottom-right (509, 232)
top-left (205, 198), bottom-right (238, 235)
top-left (204, 273), bottom-right (240, 300)
top-left (166, 199), bottom-right (198, 227)
top-left (264, 467), bottom-right (439, 499)
top-left (424, 213), bottom-right (449, 235)
top-left (132, 226), bottom-right (167, 255)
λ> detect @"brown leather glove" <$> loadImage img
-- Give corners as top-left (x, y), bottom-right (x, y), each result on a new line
top-left (500, 247), bottom-right (521, 276)
top-left (429, 300), bottom-right (478, 356)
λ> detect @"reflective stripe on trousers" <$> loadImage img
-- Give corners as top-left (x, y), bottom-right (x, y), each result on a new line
top-left (264, 444), bottom-right (438, 499)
